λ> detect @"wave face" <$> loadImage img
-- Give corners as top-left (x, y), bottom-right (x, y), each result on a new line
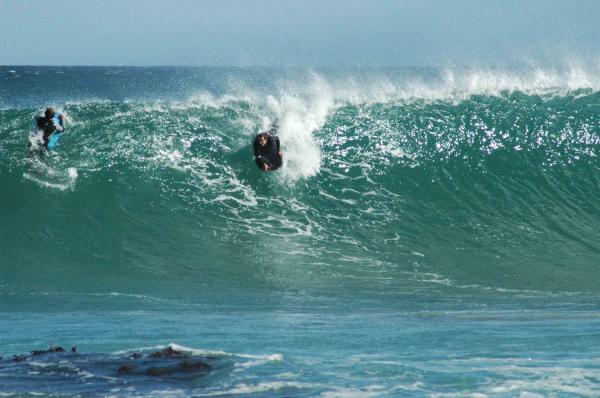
top-left (2, 66), bottom-right (600, 398)
top-left (1, 66), bottom-right (600, 303)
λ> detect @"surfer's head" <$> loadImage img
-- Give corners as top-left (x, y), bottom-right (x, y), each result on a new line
top-left (257, 132), bottom-right (270, 147)
top-left (45, 108), bottom-right (55, 119)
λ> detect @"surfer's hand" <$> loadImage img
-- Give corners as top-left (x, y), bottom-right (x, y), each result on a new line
top-left (263, 164), bottom-right (270, 171)
top-left (278, 151), bottom-right (283, 157)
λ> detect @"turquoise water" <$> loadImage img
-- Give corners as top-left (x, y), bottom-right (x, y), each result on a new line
top-left (1, 66), bottom-right (600, 396)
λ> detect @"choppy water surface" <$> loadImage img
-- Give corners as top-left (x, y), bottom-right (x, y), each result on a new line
top-left (1, 66), bottom-right (599, 397)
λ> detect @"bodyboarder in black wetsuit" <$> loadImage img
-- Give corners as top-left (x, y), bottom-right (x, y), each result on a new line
top-left (253, 130), bottom-right (283, 171)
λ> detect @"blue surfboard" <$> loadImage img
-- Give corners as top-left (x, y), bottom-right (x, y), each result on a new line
top-left (47, 132), bottom-right (61, 150)
top-left (46, 113), bottom-right (64, 150)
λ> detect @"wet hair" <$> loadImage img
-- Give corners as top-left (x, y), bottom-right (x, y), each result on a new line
top-left (258, 132), bottom-right (270, 140)
top-left (45, 107), bottom-right (55, 118)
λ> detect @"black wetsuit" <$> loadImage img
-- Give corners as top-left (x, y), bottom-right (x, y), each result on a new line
top-left (35, 116), bottom-right (62, 147)
top-left (253, 134), bottom-right (282, 171)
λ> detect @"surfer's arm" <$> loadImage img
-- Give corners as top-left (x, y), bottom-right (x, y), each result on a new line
top-left (253, 140), bottom-right (260, 158)
top-left (254, 156), bottom-right (270, 171)
top-left (274, 136), bottom-right (282, 157)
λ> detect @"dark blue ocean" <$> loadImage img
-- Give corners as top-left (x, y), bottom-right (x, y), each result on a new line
top-left (1, 65), bottom-right (600, 397)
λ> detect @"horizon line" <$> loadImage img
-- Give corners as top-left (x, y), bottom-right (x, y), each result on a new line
top-left (0, 63), bottom-right (553, 71)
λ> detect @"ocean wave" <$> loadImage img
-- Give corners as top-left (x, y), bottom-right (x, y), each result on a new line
top-left (1, 67), bottom-right (599, 298)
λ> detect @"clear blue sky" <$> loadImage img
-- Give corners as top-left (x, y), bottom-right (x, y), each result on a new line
top-left (1, 0), bottom-right (599, 67)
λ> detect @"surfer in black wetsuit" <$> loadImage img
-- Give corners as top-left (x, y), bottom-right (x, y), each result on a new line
top-left (35, 108), bottom-right (65, 147)
top-left (253, 128), bottom-right (283, 171)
